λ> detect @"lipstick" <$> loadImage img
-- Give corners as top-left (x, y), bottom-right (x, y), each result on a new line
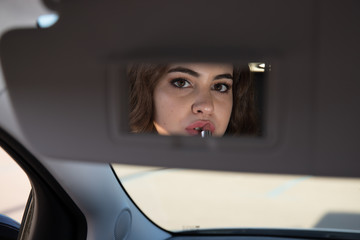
top-left (201, 129), bottom-right (212, 138)
top-left (194, 123), bottom-right (212, 138)
top-left (186, 121), bottom-right (215, 137)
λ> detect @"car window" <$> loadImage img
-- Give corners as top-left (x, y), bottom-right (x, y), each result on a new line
top-left (0, 146), bottom-right (31, 223)
top-left (113, 163), bottom-right (360, 232)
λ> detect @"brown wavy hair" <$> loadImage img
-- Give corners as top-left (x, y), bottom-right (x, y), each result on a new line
top-left (128, 63), bottom-right (259, 135)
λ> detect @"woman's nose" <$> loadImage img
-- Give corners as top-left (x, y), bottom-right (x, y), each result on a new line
top-left (191, 92), bottom-right (214, 115)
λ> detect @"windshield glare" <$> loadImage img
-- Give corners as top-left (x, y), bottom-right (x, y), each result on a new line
top-left (113, 164), bottom-right (360, 232)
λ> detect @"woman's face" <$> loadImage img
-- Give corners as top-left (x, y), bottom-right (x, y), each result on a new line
top-left (153, 63), bottom-right (233, 136)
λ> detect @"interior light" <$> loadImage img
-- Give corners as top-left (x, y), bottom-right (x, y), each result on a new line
top-left (37, 14), bottom-right (59, 28)
top-left (248, 62), bottom-right (266, 72)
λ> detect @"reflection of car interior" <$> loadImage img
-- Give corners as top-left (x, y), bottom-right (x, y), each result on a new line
top-left (0, 0), bottom-right (360, 240)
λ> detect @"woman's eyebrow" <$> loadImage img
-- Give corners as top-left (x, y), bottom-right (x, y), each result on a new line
top-left (214, 73), bottom-right (233, 80)
top-left (167, 67), bottom-right (200, 77)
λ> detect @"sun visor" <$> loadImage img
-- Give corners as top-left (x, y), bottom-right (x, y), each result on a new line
top-left (1, 0), bottom-right (360, 177)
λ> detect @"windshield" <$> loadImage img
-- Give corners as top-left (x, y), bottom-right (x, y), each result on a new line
top-left (113, 164), bottom-right (360, 234)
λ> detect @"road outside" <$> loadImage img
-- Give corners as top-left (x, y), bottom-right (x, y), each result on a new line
top-left (0, 147), bottom-right (31, 223)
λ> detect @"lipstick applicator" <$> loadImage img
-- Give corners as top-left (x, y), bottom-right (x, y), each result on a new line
top-left (195, 123), bottom-right (212, 138)
top-left (200, 129), bottom-right (212, 138)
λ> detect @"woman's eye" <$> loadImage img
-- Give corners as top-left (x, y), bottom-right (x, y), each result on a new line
top-left (213, 83), bottom-right (230, 93)
top-left (171, 78), bottom-right (191, 88)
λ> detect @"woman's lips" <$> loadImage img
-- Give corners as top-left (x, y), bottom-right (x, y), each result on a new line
top-left (185, 120), bottom-right (215, 136)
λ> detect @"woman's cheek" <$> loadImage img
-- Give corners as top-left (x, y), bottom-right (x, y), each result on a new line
top-left (215, 93), bottom-right (233, 134)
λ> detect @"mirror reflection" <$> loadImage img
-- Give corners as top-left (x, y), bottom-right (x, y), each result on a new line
top-left (128, 63), bottom-right (265, 137)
